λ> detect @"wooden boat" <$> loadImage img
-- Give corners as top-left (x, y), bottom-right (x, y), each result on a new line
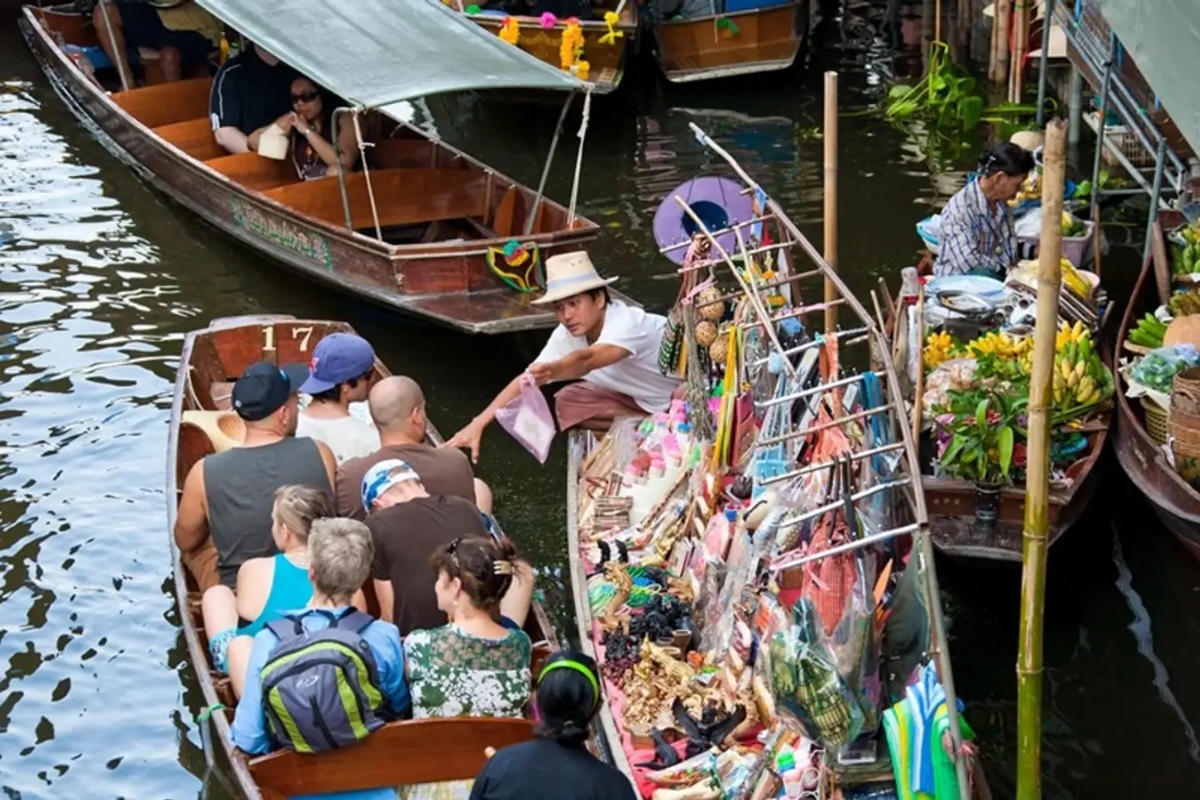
top-left (652, 0), bottom-right (812, 84)
top-left (169, 315), bottom-right (572, 799)
top-left (21, 5), bottom-right (600, 335)
top-left (1113, 213), bottom-right (1200, 563)
top-left (458, 2), bottom-right (638, 95)
top-left (565, 125), bottom-right (980, 797)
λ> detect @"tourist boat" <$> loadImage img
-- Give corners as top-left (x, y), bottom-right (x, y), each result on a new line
top-left (652, 0), bottom-right (812, 84)
top-left (1113, 212), bottom-right (1200, 563)
top-left (565, 125), bottom-right (981, 797)
top-left (455, 1), bottom-right (638, 95)
top-left (20, 2), bottom-right (600, 335)
top-left (169, 315), bottom-right (578, 798)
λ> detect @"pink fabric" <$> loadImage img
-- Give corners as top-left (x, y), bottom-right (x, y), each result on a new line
top-left (552, 382), bottom-right (644, 431)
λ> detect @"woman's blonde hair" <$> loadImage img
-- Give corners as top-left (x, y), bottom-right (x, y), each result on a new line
top-left (273, 485), bottom-right (333, 544)
top-left (308, 518), bottom-right (373, 602)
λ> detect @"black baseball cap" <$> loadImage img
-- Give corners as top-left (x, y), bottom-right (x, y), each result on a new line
top-left (230, 361), bottom-right (310, 421)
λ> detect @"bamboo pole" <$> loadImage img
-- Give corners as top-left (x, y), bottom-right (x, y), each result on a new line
top-left (823, 72), bottom-right (838, 336)
top-left (1010, 0), bottom-right (1028, 103)
top-left (934, 0), bottom-right (942, 44)
top-left (991, 0), bottom-right (1011, 84)
top-left (911, 283), bottom-right (926, 445)
top-left (1017, 117), bottom-right (1067, 800)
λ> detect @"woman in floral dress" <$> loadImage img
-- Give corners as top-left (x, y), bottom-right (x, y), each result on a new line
top-left (401, 535), bottom-right (532, 800)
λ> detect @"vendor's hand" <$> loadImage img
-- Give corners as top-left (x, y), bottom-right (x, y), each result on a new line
top-left (528, 362), bottom-right (557, 385)
top-left (443, 420), bottom-right (485, 464)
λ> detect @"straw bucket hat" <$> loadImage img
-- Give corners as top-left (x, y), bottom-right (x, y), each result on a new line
top-left (532, 251), bottom-right (618, 305)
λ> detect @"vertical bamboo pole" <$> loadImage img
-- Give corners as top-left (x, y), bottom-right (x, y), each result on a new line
top-left (1009, 0), bottom-right (1028, 103)
top-left (823, 72), bottom-right (838, 336)
top-left (934, 0), bottom-right (942, 43)
top-left (991, 0), bottom-right (1011, 84)
top-left (911, 284), bottom-right (926, 444)
top-left (1017, 117), bottom-right (1067, 800)
top-left (1035, 0), bottom-right (1056, 128)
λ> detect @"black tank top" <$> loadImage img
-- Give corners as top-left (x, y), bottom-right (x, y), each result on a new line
top-left (204, 437), bottom-right (330, 587)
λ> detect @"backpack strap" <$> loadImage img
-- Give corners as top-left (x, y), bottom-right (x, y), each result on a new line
top-left (332, 609), bottom-right (375, 634)
top-left (266, 615), bottom-right (305, 641)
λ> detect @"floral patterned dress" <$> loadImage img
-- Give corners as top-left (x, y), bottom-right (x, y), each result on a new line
top-left (398, 625), bottom-right (532, 800)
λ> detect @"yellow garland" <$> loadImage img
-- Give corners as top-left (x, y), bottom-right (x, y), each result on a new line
top-left (560, 21), bottom-right (585, 71)
top-left (599, 11), bottom-right (623, 45)
top-left (498, 17), bottom-right (520, 45)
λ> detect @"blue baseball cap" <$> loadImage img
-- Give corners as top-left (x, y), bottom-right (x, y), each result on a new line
top-left (231, 361), bottom-right (310, 421)
top-left (361, 459), bottom-right (422, 509)
top-left (299, 333), bottom-right (376, 395)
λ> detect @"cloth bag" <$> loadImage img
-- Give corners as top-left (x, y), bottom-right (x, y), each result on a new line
top-left (495, 373), bottom-right (555, 463)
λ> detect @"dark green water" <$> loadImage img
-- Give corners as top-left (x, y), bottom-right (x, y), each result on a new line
top-left (0, 6), bottom-right (1197, 799)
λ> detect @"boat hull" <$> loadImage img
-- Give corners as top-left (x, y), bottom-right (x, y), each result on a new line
top-left (654, 1), bottom-right (810, 83)
top-left (21, 8), bottom-right (599, 335)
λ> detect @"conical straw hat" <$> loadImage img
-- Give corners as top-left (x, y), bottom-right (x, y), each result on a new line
top-left (532, 251), bottom-right (618, 305)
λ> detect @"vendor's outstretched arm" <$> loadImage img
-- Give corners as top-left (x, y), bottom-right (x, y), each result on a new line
top-left (443, 344), bottom-right (629, 463)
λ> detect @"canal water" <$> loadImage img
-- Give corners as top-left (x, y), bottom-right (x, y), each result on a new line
top-left (1, 6), bottom-right (1198, 799)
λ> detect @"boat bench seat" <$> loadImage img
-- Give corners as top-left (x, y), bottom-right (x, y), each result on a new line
top-left (113, 77), bottom-right (213, 129)
top-left (155, 118), bottom-right (225, 162)
top-left (247, 717), bottom-right (536, 796)
top-left (204, 153), bottom-right (298, 192)
top-left (262, 168), bottom-right (488, 232)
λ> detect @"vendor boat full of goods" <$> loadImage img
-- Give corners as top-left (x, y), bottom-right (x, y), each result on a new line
top-left (897, 200), bottom-right (1114, 562)
top-left (1115, 210), bottom-right (1200, 563)
top-left (567, 125), bottom-right (985, 799)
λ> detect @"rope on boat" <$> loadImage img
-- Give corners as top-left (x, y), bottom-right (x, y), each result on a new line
top-left (195, 702), bottom-right (226, 769)
top-left (567, 85), bottom-right (593, 227)
top-left (352, 110), bottom-right (383, 242)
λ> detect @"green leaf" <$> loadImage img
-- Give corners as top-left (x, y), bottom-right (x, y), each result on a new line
top-left (888, 84), bottom-right (915, 100)
top-left (975, 398), bottom-right (989, 436)
top-left (958, 76), bottom-right (977, 96)
top-left (959, 96), bottom-right (984, 131)
top-left (998, 426), bottom-right (1014, 477)
top-left (941, 433), bottom-right (967, 468)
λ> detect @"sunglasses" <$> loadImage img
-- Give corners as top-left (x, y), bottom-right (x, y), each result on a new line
top-left (291, 90), bottom-right (320, 105)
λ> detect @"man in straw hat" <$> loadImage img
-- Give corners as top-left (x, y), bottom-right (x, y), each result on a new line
top-left (445, 251), bottom-right (680, 462)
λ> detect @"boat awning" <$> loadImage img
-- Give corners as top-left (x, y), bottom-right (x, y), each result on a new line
top-left (194, 0), bottom-right (585, 111)
top-left (1093, 0), bottom-right (1200, 155)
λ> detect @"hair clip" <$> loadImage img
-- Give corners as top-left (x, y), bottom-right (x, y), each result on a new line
top-left (493, 560), bottom-right (514, 576)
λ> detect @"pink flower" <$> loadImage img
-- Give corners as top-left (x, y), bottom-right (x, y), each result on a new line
top-left (986, 410), bottom-right (1001, 425)
top-left (540, 12), bottom-right (557, 27)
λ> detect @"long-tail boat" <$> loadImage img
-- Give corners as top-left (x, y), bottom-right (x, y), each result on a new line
top-left (1114, 211), bottom-right (1200, 563)
top-left (651, 1), bottom-right (813, 84)
top-left (566, 125), bottom-right (982, 798)
top-left (453, 1), bottom-right (638, 95)
top-left (170, 315), bottom-right (576, 798)
top-left (20, 1), bottom-right (599, 335)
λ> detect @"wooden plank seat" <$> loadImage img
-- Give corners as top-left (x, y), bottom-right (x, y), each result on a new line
top-left (248, 718), bottom-right (536, 799)
top-left (205, 152), bottom-right (299, 192)
top-left (262, 168), bottom-right (489, 232)
top-left (155, 118), bottom-right (225, 161)
top-left (113, 76), bottom-right (213, 128)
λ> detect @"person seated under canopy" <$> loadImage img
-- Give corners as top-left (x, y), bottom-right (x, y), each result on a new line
top-left (93, 0), bottom-right (219, 84)
top-left (208, 42), bottom-right (299, 154)
top-left (284, 76), bottom-right (360, 181)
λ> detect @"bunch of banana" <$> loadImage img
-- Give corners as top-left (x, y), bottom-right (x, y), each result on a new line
top-left (968, 331), bottom-right (1031, 360)
top-left (1060, 258), bottom-right (1092, 299)
top-left (1051, 324), bottom-right (1111, 410)
top-left (923, 330), bottom-right (960, 371)
top-left (1170, 288), bottom-right (1200, 316)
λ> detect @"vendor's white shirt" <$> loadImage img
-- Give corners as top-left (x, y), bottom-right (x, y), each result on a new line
top-left (296, 413), bottom-right (381, 464)
top-left (535, 301), bottom-right (681, 413)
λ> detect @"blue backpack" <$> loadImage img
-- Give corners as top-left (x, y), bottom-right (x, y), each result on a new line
top-left (260, 609), bottom-right (392, 753)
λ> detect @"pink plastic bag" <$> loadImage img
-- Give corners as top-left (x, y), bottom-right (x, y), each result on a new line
top-left (495, 372), bottom-right (556, 463)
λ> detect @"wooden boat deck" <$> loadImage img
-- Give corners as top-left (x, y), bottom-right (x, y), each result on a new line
top-left (22, 6), bottom-right (601, 335)
top-left (168, 315), bottom-right (570, 798)
top-left (655, 1), bottom-right (810, 83)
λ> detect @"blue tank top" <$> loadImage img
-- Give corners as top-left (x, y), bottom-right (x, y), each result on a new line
top-left (238, 554), bottom-right (314, 637)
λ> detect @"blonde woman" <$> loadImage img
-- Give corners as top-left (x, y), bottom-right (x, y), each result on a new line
top-left (201, 484), bottom-right (362, 696)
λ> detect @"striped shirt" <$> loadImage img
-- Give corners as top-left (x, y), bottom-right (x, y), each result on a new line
top-left (934, 179), bottom-right (1017, 278)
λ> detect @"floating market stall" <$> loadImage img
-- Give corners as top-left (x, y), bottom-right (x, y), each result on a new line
top-left (566, 124), bottom-right (984, 799)
top-left (1115, 211), bottom-right (1200, 563)
top-left (900, 153), bottom-right (1116, 561)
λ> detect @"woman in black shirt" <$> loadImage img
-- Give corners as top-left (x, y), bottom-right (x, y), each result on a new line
top-left (469, 650), bottom-right (636, 800)
top-left (284, 76), bottom-right (358, 181)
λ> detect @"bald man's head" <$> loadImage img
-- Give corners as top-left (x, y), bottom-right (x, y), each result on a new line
top-left (368, 376), bottom-right (426, 441)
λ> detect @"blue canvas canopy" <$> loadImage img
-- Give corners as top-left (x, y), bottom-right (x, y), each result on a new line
top-left (195, 0), bottom-right (584, 113)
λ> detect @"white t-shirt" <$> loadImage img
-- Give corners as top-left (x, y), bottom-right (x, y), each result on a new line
top-left (296, 413), bottom-right (381, 464)
top-left (535, 301), bottom-right (681, 412)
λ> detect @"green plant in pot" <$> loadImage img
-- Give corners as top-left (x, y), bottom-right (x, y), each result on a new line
top-left (933, 389), bottom-right (1026, 527)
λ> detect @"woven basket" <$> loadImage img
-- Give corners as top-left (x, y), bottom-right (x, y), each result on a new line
top-left (1142, 397), bottom-right (1169, 445)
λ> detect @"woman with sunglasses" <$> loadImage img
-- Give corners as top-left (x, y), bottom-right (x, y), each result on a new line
top-left (469, 650), bottom-right (636, 799)
top-left (283, 76), bottom-right (359, 181)
top-left (399, 535), bottom-right (532, 800)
